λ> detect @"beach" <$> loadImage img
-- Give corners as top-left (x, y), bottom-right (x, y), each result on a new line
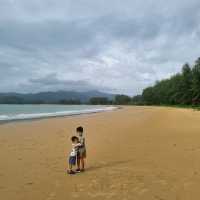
top-left (1, 106), bottom-right (200, 200)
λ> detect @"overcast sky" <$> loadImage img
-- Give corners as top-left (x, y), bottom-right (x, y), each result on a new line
top-left (0, 0), bottom-right (200, 95)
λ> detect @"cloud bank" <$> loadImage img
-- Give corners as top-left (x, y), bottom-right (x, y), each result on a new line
top-left (0, 0), bottom-right (200, 95)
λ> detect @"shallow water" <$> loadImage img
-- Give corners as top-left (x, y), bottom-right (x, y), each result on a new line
top-left (0, 104), bottom-right (116, 122)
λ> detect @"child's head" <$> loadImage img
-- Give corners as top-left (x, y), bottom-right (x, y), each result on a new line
top-left (76, 126), bottom-right (83, 137)
top-left (71, 136), bottom-right (79, 144)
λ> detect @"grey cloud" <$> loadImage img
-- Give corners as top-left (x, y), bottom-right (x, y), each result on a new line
top-left (25, 73), bottom-right (112, 93)
top-left (0, 0), bottom-right (200, 95)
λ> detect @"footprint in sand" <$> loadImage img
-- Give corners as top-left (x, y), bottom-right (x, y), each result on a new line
top-left (71, 193), bottom-right (80, 198)
top-left (138, 188), bottom-right (149, 194)
top-left (132, 182), bottom-right (150, 197)
top-left (46, 192), bottom-right (56, 200)
top-left (154, 195), bottom-right (165, 200)
top-left (55, 180), bottom-right (61, 188)
top-left (154, 179), bottom-right (168, 186)
top-left (0, 186), bottom-right (5, 190)
top-left (26, 182), bottom-right (34, 186)
top-left (46, 180), bottom-right (62, 200)
top-left (87, 191), bottom-right (108, 198)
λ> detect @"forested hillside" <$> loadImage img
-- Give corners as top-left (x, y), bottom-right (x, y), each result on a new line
top-left (0, 91), bottom-right (114, 104)
top-left (142, 57), bottom-right (200, 105)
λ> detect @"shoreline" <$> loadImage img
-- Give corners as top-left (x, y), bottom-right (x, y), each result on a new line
top-left (0, 105), bottom-right (120, 125)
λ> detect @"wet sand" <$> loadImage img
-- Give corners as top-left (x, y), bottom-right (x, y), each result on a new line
top-left (1, 106), bottom-right (200, 200)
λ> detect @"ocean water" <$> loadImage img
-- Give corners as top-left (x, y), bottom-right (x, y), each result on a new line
top-left (0, 104), bottom-right (117, 122)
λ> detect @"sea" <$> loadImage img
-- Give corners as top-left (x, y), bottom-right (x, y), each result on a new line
top-left (0, 104), bottom-right (117, 122)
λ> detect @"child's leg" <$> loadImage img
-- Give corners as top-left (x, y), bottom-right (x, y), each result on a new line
top-left (69, 163), bottom-right (73, 171)
top-left (80, 158), bottom-right (85, 170)
top-left (77, 157), bottom-right (80, 170)
top-left (68, 157), bottom-right (76, 174)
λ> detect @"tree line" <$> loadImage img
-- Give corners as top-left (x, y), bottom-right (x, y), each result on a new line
top-left (141, 57), bottom-right (200, 106)
top-left (89, 95), bottom-right (133, 105)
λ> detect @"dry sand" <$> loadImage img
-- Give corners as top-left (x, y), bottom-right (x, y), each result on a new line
top-left (1, 106), bottom-right (200, 200)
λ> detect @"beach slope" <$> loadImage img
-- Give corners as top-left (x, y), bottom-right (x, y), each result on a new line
top-left (1, 106), bottom-right (200, 200)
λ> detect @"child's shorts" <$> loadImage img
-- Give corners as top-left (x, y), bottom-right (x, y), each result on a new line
top-left (69, 156), bottom-right (76, 165)
top-left (77, 147), bottom-right (87, 159)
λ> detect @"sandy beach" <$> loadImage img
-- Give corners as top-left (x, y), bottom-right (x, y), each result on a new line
top-left (1, 106), bottom-right (200, 200)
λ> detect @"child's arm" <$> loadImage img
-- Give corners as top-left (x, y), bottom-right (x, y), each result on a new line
top-left (75, 143), bottom-right (82, 147)
top-left (81, 138), bottom-right (85, 146)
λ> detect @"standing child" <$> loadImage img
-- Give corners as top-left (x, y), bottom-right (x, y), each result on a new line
top-left (76, 126), bottom-right (87, 172)
top-left (67, 136), bottom-right (81, 174)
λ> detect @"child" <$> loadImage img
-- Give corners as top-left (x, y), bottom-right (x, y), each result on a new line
top-left (67, 136), bottom-right (81, 174)
top-left (76, 126), bottom-right (87, 172)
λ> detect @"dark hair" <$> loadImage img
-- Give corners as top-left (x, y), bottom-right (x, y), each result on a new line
top-left (76, 126), bottom-right (83, 133)
top-left (71, 136), bottom-right (79, 142)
